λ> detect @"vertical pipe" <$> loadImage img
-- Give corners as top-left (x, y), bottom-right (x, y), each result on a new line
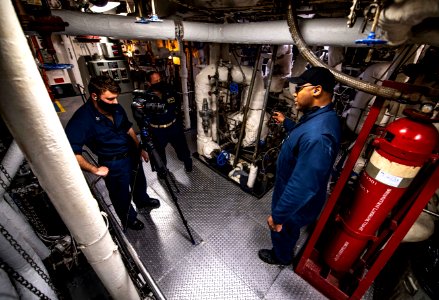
top-left (0, 140), bottom-right (24, 198)
top-left (0, 223), bottom-right (58, 299)
top-left (0, 268), bottom-right (18, 299)
top-left (0, 2), bottom-right (139, 299)
top-left (179, 40), bottom-right (191, 129)
top-left (253, 45), bottom-right (278, 161)
top-left (0, 140), bottom-right (50, 259)
top-left (233, 45), bottom-right (262, 167)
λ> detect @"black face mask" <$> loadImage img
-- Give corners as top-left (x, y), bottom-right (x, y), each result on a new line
top-left (97, 99), bottom-right (117, 113)
top-left (151, 81), bottom-right (167, 92)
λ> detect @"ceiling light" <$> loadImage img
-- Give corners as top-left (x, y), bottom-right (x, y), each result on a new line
top-left (89, 2), bottom-right (120, 13)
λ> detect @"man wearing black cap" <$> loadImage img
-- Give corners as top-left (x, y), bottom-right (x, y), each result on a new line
top-left (258, 67), bottom-right (341, 265)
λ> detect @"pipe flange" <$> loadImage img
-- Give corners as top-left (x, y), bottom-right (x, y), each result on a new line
top-left (175, 20), bottom-right (184, 40)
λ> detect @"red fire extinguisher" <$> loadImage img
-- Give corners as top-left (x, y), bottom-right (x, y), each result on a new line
top-left (323, 110), bottom-right (439, 273)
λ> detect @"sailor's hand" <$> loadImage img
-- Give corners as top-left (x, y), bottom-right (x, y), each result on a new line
top-left (267, 215), bottom-right (283, 232)
top-left (141, 149), bottom-right (149, 163)
top-left (94, 166), bottom-right (109, 177)
top-left (272, 111), bottom-right (285, 124)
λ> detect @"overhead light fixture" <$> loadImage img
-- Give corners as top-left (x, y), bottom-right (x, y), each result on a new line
top-left (89, 1), bottom-right (120, 13)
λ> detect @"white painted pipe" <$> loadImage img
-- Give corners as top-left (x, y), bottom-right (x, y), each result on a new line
top-left (0, 140), bottom-right (49, 259)
top-left (0, 267), bottom-right (19, 299)
top-left (179, 40), bottom-right (191, 129)
top-left (379, 0), bottom-right (439, 45)
top-left (345, 62), bottom-right (392, 133)
top-left (345, 45), bottom-right (413, 133)
top-left (0, 2), bottom-right (139, 299)
top-left (247, 164), bottom-right (258, 189)
top-left (195, 64), bottom-right (266, 154)
top-left (52, 10), bottom-right (175, 40)
top-left (1, 194), bottom-right (50, 260)
top-left (0, 140), bottom-right (24, 198)
top-left (50, 10), bottom-right (439, 47)
top-left (0, 224), bottom-right (58, 299)
top-left (59, 35), bottom-right (84, 87)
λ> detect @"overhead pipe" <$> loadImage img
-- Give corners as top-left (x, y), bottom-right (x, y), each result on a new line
top-left (286, 2), bottom-right (405, 101)
top-left (50, 10), bottom-right (439, 47)
top-left (379, 0), bottom-right (439, 46)
top-left (0, 1), bottom-right (139, 299)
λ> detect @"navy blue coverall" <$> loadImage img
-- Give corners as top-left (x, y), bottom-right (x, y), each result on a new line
top-left (271, 104), bottom-right (341, 264)
top-left (146, 84), bottom-right (192, 170)
top-left (65, 99), bottom-right (153, 226)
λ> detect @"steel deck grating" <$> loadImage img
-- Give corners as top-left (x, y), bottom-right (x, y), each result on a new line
top-left (125, 130), bottom-right (329, 299)
top-left (58, 95), bottom-right (373, 300)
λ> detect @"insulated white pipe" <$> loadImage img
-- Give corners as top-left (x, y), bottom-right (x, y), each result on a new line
top-left (379, 0), bottom-right (439, 45)
top-left (0, 269), bottom-right (18, 299)
top-left (345, 62), bottom-right (392, 133)
top-left (52, 10), bottom-right (175, 40)
top-left (1, 194), bottom-right (50, 260)
top-left (179, 40), bottom-right (191, 129)
top-left (0, 140), bottom-right (49, 259)
top-left (0, 140), bottom-right (24, 198)
top-left (0, 225), bottom-right (57, 299)
top-left (59, 35), bottom-right (84, 86)
top-left (0, 2), bottom-right (139, 299)
top-left (50, 10), bottom-right (439, 47)
top-left (182, 19), bottom-right (369, 47)
top-left (195, 64), bottom-right (266, 154)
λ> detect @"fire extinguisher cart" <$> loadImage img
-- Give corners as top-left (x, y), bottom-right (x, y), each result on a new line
top-left (294, 81), bottom-right (439, 300)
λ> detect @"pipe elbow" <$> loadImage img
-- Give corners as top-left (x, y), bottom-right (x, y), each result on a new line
top-left (379, 0), bottom-right (439, 45)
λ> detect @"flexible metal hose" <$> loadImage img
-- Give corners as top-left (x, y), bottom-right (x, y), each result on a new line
top-left (286, 2), bottom-right (404, 100)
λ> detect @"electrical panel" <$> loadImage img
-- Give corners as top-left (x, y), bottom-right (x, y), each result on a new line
top-left (88, 59), bottom-right (132, 93)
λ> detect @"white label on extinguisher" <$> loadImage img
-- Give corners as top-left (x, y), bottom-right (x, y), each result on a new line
top-left (375, 170), bottom-right (403, 187)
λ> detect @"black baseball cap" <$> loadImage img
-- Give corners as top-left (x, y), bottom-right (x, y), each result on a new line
top-left (288, 67), bottom-right (336, 93)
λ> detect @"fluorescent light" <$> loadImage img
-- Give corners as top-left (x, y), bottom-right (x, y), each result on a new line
top-left (89, 2), bottom-right (120, 13)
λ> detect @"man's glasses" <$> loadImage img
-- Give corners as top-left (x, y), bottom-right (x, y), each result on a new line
top-left (295, 84), bottom-right (314, 94)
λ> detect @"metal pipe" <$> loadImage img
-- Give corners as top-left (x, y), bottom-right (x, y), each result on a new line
top-left (422, 208), bottom-right (439, 219)
top-left (49, 10), bottom-right (439, 47)
top-left (88, 173), bottom-right (166, 300)
top-left (0, 140), bottom-right (24, 198)
top-left (0, 268), bottom-right (18, 299)
top-left (179, 40), bottom-right (191, 129)
top-left (286, 2), bottom-right (404, 101)
top-left (1, 194), bottom-right (50, 260)
top-left (0, 140), bottom-right (50, 260)
top-left (233, 46), bottom-right (262, 167)
top-left (0, 223), bottom-right (58, 299)
top-left (0, 2), bottom-right (140, 299)
top-left (253, 45), bottom-right (278, 161)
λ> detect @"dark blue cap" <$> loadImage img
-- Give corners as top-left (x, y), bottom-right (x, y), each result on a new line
top-left (288, 67), bottom-right (336, 93)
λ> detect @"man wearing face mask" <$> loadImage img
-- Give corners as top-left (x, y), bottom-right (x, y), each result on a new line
top-left (65, 76), bottom-right (160, 231)
top-left (144, 71), bottom-right (192, 173)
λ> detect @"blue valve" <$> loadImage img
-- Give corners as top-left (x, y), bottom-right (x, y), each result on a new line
top-left (216, 150), bottom-right (230, 166)
top-left (135, 15), bottom-right (163, 23)
top-left (230, 82), bottom-right (239, 94)
top-left (355, 31), bottom-right (387, 46)
top-left (135, 17), bottom-right (150, 24)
